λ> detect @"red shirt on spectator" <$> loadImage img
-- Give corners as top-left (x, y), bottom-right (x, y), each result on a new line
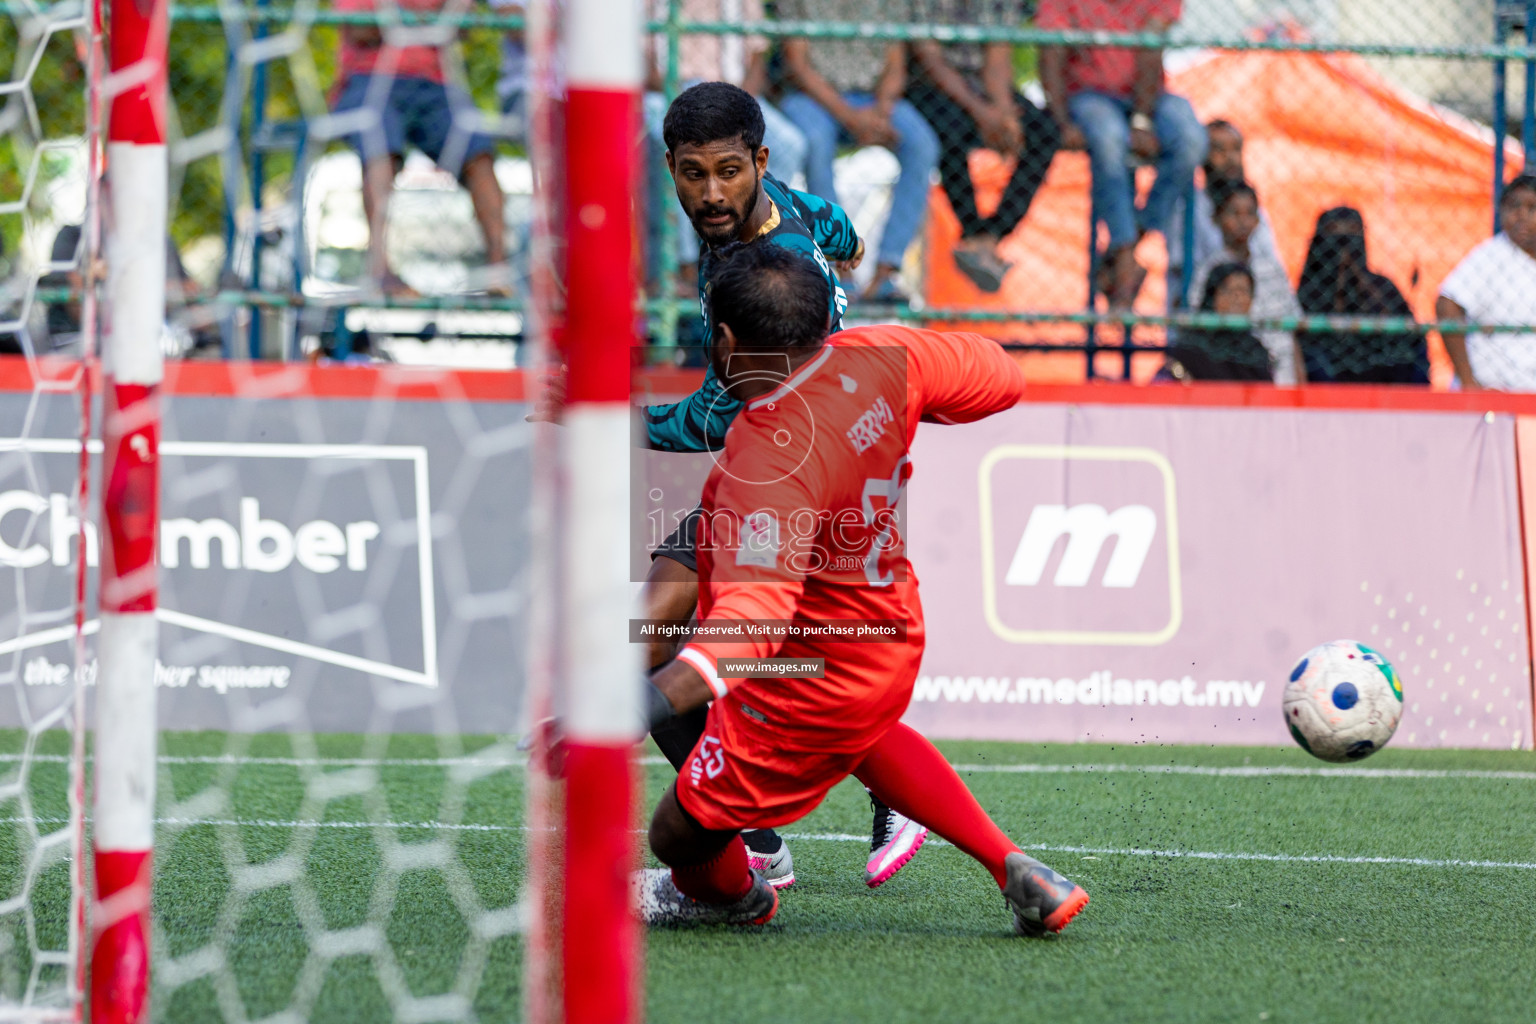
top-left (1035, 0), bottom-right (1180, 98)
top-left (335, 0), bottom-right (449, 85)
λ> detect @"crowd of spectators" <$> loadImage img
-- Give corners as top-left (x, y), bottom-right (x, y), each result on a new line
top-left (329, 0), bottom-right (1220, 310)
top-left (16, 0), bottom-right (1534, 387)
top-left (285, 0), bottom-right (1536, 390)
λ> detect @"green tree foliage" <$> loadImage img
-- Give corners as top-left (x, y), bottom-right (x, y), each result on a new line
top-left (0, 18), bottom-right (86, 264)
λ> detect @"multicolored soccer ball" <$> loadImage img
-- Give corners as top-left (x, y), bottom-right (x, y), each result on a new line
top-left (1283, 640), bottom-right (1404, 762)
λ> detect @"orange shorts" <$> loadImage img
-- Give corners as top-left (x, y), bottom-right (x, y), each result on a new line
top-left (673, 693), bottom-right (893, 832)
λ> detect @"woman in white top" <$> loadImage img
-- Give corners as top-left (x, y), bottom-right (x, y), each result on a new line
top-left (1439, 175), bottom-right (1536, 391)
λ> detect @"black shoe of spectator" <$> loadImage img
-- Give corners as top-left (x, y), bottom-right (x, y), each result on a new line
top-left (953, 247), bottom-right (1012, 293)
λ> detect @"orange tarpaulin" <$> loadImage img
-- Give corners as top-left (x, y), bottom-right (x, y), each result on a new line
top-left (923, 50), bottom-right (1525, 385)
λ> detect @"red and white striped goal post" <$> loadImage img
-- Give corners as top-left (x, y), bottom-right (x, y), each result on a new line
top-left (91, 0), bottom-right (167, 1019)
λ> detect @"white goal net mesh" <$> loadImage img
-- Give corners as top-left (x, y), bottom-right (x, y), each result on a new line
top-left (1, 0), bottom-right (546, 1018)
top-left (0, 0), bottom-right (93, 1017)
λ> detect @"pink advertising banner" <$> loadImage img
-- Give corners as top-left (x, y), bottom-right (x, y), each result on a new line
top-left (902, 403), bottom-right (1533, 750)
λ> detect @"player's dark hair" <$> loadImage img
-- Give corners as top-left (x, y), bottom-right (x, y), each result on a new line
top-left (1502, 174), bottom-right (1536, 204)
top-left (706, 242), bottom-right (830, 352)
top-left (662, 81), bottom-right (766, 154)
top-left (1211, 179), bottom-right (1258, 215)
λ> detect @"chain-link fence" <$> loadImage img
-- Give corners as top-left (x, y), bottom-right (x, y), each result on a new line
top-left (4, 0), bottom-right (1534, 382)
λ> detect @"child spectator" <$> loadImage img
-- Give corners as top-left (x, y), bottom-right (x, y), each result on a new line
top-left (1297, 206), bottom-right (1426, 384)
top-left (330, 0), bottom-right (509, 296)
top-left (778, 0), bottom-right (939, 301)
top-left (1165, 261), bottom-right (1271, 381)
top-left (1037, 0), bottom-right (1206, 308)
top-left (1188, 182), bottom-right (1302, 384)
top-left (905, 0), bottom-right (1060, 292)
top-left (1166, 119), bottom-right (1279, 308)
top-left (1438, 175), bottom-right (1536, 391)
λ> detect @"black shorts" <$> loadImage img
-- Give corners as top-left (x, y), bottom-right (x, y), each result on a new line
top-left (650, 505), bottom-right (703, 573)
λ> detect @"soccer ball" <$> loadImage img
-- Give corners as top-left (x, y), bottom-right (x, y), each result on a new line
top-left (1282, 640), bottom-right (1404, 762)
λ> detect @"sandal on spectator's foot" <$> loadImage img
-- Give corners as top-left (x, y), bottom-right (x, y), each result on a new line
top-left (378, 272), bottom-right (420, 300)
top-left (476, 262), bottom-right (517, 298)
top-left (953, 247), bottom-right (1012, 293)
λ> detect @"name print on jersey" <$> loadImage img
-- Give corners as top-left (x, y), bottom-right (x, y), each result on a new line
top-left (847, 395), bottom-right (896, 454)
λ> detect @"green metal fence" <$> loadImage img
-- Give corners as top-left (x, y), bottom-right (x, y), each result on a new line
top-left (3, 0), bottom-right (1534, 382)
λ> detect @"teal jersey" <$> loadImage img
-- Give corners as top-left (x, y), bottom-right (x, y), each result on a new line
top-left (642, 174), bottom-right (859, 453)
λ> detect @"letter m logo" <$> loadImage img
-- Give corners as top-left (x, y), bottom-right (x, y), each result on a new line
top-left (1005, 504), bottom-right (1157, 588)
top-left (978, 445), bottom-right (1181, 646)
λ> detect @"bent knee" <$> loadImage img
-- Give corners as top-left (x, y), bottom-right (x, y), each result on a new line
top-left (648, 786), bottom-right (705, 866)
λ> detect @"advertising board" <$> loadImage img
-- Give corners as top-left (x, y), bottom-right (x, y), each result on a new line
top-left (0, 377), bottom-right (527, 734)
top-left (6, 364), bottom-right (1533, 748)
top-left (904, 402), bottom-right (1532, 749)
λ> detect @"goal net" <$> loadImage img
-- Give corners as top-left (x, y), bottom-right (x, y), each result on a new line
top-left (0, 0), bottom-right (96, 1017)
top-left (1, 0), bottom-right (583, 1017)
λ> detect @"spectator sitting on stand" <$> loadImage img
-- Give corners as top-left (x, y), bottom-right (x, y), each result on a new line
top-left (1297, 206), bottom-right (1426, 384)
top-left (1038, 0), bottom-right (1207, 309)
top-left (331, 0), bottom-right (509, 297)
top-left (905, 0), bottom-right (1060, 293)
top-left (1438, 175), bottom-right (1536, 392)
top-left (1166, 118), bottom-right (1278, 308)
top-left (1164, 261), bottom-right (1270, 381)
top-left (1188, 181), bottom-right (1303, 385)
top-left (779, 0), bottom-right (940, 302)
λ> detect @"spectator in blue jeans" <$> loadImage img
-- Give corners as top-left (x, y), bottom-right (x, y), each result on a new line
top-left (332, 0), bottom-right (509, 296)
top-left (778, 0), bottom-right (939, 302)
top-left (1038, 0), bottom-right (1206, 308)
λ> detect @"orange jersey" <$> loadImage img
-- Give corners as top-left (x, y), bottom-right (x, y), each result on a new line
top-left (675, 325), bottom-right (1027, 750)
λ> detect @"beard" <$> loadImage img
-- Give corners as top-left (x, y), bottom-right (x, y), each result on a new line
top-left (690, 175), bottom-right (761, 247)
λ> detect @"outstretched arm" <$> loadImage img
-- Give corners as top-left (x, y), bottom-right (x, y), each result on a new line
top-left (907, 327), bottom-right (1028, 424)
top-left (641, 361), bottom-right (743, 451)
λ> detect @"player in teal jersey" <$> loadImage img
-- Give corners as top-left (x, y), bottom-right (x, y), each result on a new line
top-left (642, 110), bottom-right (859, 451)
top-left (638, 82), bottom-right (930, 889)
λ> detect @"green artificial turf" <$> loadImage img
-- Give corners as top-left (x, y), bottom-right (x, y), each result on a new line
top-left (5, 732), bottom-right (1536, 1022)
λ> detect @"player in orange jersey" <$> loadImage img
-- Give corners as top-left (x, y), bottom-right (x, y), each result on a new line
top-left (634, 242), bottom-right (1089, 934)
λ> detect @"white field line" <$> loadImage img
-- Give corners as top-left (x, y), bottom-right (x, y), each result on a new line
top-left (786, 833), bottom-right (1536, 871)
top-left (944, 762), bottom-right (1536, 780)
top-left (8, 816), bottom-right (1536, 872)
top-left (4, 754), bottom-right (1536, 780)
top-left (0, 754), bottom-right (526, 767)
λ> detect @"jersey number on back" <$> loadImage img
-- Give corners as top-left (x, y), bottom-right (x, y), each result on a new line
top-left (861, 455), bottom-right (911, 586)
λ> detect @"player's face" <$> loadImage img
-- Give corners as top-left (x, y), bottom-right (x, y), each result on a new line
top-left (1502, 188), bottom-right (1536, 255)
top-left (668, 140), bottom-right (768, 247)
top-left (1205, 126), bottom-right (1244, 182)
